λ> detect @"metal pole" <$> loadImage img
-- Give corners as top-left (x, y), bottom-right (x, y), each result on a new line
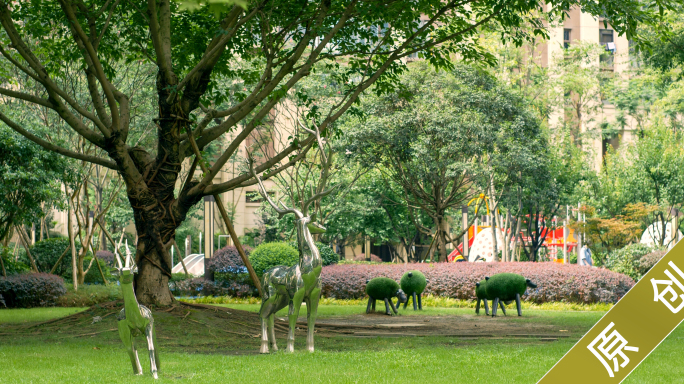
top-left (185, 235), bottom-right (191, 257)
top-left (203, 195), bottom-right (215, 259)
top-left (462, 205), bottom-right (469, 259)
top-left (577, 202), bottom-right (582, 264)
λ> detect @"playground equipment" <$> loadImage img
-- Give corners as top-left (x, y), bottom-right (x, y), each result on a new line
top-left (447, 219), bottom-right (578, 263)
top-left (640, 221), bottom-right (682, 249)
top-left (171, 254), bottom-right (204, 276)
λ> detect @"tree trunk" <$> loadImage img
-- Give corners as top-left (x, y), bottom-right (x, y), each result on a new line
top-left (135, 246), bottom-right (175, 305)
top-left (68, 199), bottom-right (78, 292)
top-left (436, 214), bottom-right (448, 262)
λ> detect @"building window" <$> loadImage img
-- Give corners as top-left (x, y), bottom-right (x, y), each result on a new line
top-left (599, 29), bottom-right (615, 69)
top-left (563, 29), bottom-right (571, 49)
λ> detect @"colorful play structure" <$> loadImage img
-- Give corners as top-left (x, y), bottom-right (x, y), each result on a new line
top-left (447, 223), bottom-right (578, 263)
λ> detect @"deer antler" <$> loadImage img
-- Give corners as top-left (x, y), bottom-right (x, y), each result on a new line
top-left (247, 155), bottom-right (303, 219)
top-left (114, 232), bottom-right (125, 269)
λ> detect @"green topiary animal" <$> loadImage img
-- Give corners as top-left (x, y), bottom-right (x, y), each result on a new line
top-left (400, 270), bottom-right (427, 310)
top-left (475, 273), bottom-right (537, 317)
top-left (365, 277), bottom-right (408, 315)
top-left (475, 279), bottom-right (491, 315)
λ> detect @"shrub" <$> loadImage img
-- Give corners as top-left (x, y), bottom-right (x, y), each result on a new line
top-left (56, 283), bottom-right (121, 307)
top-left (638, 249), bottom-right (667, 276)
top-left (0, 273), bottom-right (67, 307)
top-left (1, 246), bottom-right (30, 275)
top-left (203, 245), bottom-right (255, 292)
top-left (338, 259), bottom-right (383, 265)
top-left (170, 273), bottom-right (191, 283)
top-left (30, 238), bottom-right (72, 275)
top-left (288, 241), bottom-right (338, 266)
top-left (249, 242), bottom-right (298, 275)
top-left (96, 250), bottom-right (116, 267)
top-left (366, 277), bottom-right (400, 299)
top-left (606, 244), bottom-right (658, 281)
top-left (206, 246), bottom-right (252, 275)
top-left (400, 270), bottom-right (427, 295)
top-left (320, 262), bottom-right (635, 304)
top-left (82, 257), bottom-right (112, 284)
top-left (352, 253), bottom-right (382, 263)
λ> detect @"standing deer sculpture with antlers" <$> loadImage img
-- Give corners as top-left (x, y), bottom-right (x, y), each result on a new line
top-left (112, 240), bottom-right (159, 379)
top-left (249, 120), bottom-right (334, 353)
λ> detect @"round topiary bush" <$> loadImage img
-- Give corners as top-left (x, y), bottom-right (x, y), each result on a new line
top-left (0, 273), bottom-right (67, 307)
top-left (249, 242), bottom-right (299, 276)
top-left (365, 277), bottom-right (400, 300)
top-left (400, 270), bottom-right (426, 295)
top-left (288, 241), bottom-right (339, 266)
top-left (484, 273), bottom-right (527, 301)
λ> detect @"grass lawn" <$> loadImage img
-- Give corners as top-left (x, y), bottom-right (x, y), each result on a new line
top-left (1, 304), bottom-right (682, 383)
top-left (0, 307), bottom-right (87, 324)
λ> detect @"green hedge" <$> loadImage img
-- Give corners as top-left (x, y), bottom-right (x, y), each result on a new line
top-left (0, 273), bottom-right (66, 308)
top-left (249, 242), bottom-right (299, 275)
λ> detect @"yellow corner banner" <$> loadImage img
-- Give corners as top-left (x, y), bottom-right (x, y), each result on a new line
top-left (538, 240), bottom-right (684, 383)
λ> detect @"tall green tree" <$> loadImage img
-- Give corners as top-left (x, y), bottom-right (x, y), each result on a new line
top-left (0, 126), bottom-right (67, 275)
top-left (343, 63), bottom-right (544, 261)
top-left (0, 0), bottom-right (666, 304)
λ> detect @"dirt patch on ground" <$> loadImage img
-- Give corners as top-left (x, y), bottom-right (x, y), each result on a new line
top-left (0, 301), bottom-right (570, 354)
top-left (315, 312), bottom-right (569, 340)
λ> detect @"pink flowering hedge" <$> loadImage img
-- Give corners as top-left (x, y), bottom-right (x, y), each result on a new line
top-left (320, 262), bottom-right (635, 304)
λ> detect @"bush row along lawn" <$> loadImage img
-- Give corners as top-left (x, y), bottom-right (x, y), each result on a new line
top-left (179, 294), bottom-right (615, 312)
top-left (38, 282), bottom-right (616, 311)
top-left (1, 305), bottom-right (682, 383)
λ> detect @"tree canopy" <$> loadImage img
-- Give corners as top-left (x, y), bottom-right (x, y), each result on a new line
top-left (342, 62), bottom-right (545, 261)
top-left (0, 127), bottom-right (67, 246)
top-left (0, 0), bottom-right (671, 304)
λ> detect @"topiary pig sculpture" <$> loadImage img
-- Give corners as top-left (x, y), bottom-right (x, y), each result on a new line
top-left (475, 273), bottom-right (537, 317)
top-left (365, 277), bottom-right (408, 315)
top-left (400, 270), bottom-right (427, 310)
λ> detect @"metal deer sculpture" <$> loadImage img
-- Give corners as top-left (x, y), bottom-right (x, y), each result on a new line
top-left (112, 240), bottom-right (160, 379)
top-left (249, 153), bottom-right (332, 353)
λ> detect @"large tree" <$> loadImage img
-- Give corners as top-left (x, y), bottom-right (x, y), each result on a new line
top-left (343, 63), bottom-right (545, 261)
top-left (0, 0), bottom-right (664, 304)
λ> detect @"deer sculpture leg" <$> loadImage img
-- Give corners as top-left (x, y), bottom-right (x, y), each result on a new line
top-left (259, 295), bottom-right (279, 354)
top-left (118, 319), bottom-right (142, 375)
top-left (268, 314), bottom-right (278, 351)
top-left (306, 288), bottom-right (321, 352)
top-left (144, 323), bottom-right (159, 379)
top-left (287, 289), bottom-right (306, 353)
